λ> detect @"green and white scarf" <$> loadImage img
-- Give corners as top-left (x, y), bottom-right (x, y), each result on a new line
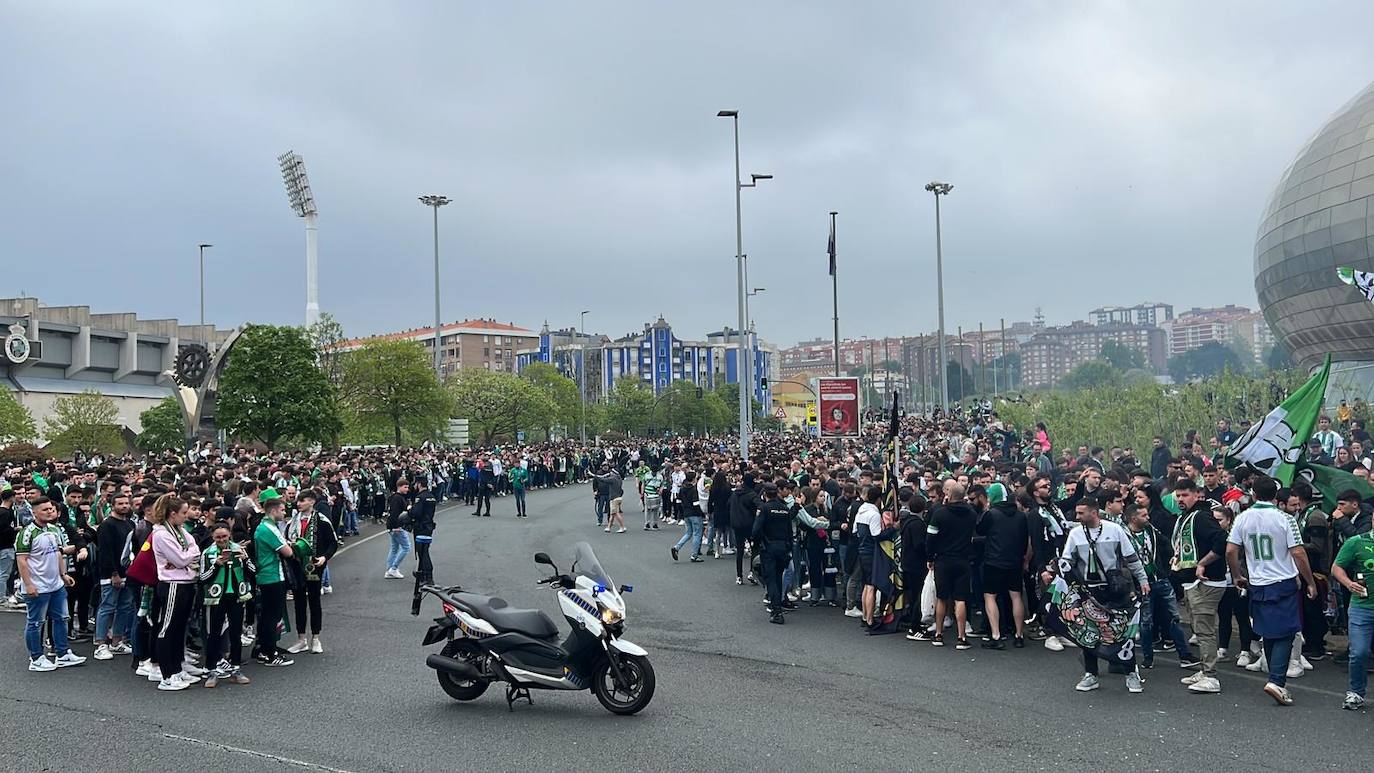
top-left (202, 544), bottom-right (252, 605)
top-left (1172, 512), bottom-right (1198, 570)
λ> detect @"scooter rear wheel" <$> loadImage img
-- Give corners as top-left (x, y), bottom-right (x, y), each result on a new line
top-left (592, 654), bottom-right (655, 715)
top-left (437, 639), bottom-right (490, 702)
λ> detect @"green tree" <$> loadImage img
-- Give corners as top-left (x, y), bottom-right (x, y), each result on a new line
top-left (217, 324), bottom-right (340, 450)
top-left (1100, 340), bottom-right (1145, 371)
top-left (659, 381), bottom-right (708, 435)
top-left (340, 339), bottom-right (451, 446)
top-left (305, 312), bottom-right (348, 448)
top-left (605, 376), bottom-right (654, 435)
top-left (0, 389), bottom-right (37, 444)
top-left (137, 397), bottom-right (187, 452)
top-left (1266, 344), bottom-right (1294, 371)
top-left (1168, 341), bottom-right (1243, 383)
top-left (523, 362), bottom-right (583, 438)
top-left (713, 382), bottom-right (765, 424)
top-left (448, 369), bottom-right (556, 445)
top-left (1060, 360), bottom-right (1122, 391)
top-left (43, 390), bottom-right (124, 457)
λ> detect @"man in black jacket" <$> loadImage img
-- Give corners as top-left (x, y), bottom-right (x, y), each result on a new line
top-left (898, 489), bottom-right (930, 639)
top-left (728, 474), bottom-right (759, 585)
top-left (1150, 436), bottom-right (1172, 482)
top-left (925, 481), bottom-right (978, 649)
top-left (92, 493), bottom-right (135, 659)
top-left (409, 479), bottom-right (438, 579)
top-left (976, 494), bottom-right (1031, 649)
top-left (1172, 479), bottom-right (1229, 692)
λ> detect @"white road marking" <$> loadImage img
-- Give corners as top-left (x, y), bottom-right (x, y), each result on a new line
top-left (164, 733), bottom-right (359, 773)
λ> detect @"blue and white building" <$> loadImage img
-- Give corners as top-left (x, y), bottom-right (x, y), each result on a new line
top-left (518, 316), bottom-right (775, 409)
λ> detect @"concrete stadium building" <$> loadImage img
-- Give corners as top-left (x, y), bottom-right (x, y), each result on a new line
top-left (0, 296), bottom-right (231, 444)
top-left (1255, 81), bottom-right (1374, 393)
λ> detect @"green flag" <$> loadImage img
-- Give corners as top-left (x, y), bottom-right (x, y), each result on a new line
top-left (1294, 458), bottom-right (1374, 505)
top-left (1337, 266), bottom-right (1374, 302)
top-left (1224, 354), bottom-right (1330, 485)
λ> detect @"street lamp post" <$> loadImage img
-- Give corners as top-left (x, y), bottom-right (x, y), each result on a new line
top-left (277, 151), bottom-right (320, 326)
top-left (579, 310), bottom-right (589, 446)
top-left (746, 285), bottom-right (766, 434)
top-left (197, 243), bottom-right (212, 342)
top-left (419, 195), bottom-right (451, 380)
top-left (925, 181), bottom-right (953, 413)
top-left (718, 109), bottom-right (770, 461)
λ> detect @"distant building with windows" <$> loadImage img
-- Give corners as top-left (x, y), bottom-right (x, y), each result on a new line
top-left (335, 318), bottom-right (539, 379)
top-left (1019, 322), bottom-right (1166, 388)
top-left (517, 315), bottom-right (775, 408)
top-left (1089, 302), bottom-right (1174, 327)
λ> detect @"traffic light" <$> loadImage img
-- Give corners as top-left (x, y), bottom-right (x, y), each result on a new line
top-left (759, 376), bottom-right (767, 391)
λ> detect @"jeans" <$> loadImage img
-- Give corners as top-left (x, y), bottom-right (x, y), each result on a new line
top-left (0, 548), bottom-right (13, 596)
top-left (514, 487), bottom-right (527, 515)
top-left (1263, 634), bottom-right (1296, 688)
top-left (1349, 604), bottom-right (1374, 698)
top-left (674, 515), bottom-right (705, 556)
top-left (95, 583), bottom-right (135, 642)
top-left (595, 496), bottom-right (608, 526)
top-left (25, 587), bottom-right (70, 660)
top-left (386, 529), bottom-right (412, 570)
top-left (782, 541), bottom-right (806, 593)
top-left (344, 509), bottom-right (359, 534)
top-left (1184, 583), bottom-right (1226, 676)
top-left (1140, 581), bottom-right (1192, 663)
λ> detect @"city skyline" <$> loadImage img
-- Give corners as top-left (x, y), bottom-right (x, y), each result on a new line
top-left (5, 3), bottom-right (1374, 347)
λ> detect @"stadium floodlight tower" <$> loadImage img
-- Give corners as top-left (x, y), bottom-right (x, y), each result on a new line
top-left (278, 151), bottom-right (320, 326)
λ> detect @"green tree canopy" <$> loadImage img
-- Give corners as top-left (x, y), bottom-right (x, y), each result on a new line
top-left (217, 324), bottom-right (340, 450)
top-left (523, 362), bottom-right (583, 438)
top-left (0, 389), bottom-right (37, 444)
top-left (1266, 344), bottom-right (1294, 371)
top-left (43, 390), bottom-right (124, 458)
top-left (340, 338), bottom-right (451, 446)
top-left (137, 397), bottom-right (187, 452)
top-left (1060, 360), bottom-right (1122, 391)
top-left (1168, 341), bottom-right (1243, 383)
top-left (1100, 340), bottom-right (1146, 371)
top-left (605, 376), bottom-right (654, 435)
top-left (448, 369), bottom-right (556, 445)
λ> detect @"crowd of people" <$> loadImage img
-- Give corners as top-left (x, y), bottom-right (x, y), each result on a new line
top-left (6, 406), bottom-right (1374, 712)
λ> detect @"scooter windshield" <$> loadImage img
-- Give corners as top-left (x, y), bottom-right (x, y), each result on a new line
top-left (570, 541), bottom-right (613, 589)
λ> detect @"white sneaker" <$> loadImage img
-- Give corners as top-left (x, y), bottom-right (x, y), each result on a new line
top-left (1126, 672), bottom-right (1144, 693)
top-left (28, 656), bottom-right (56, 672)
top-left (322, 585), bottom-right (333, 595)
top-left (287, 638), bottom-right (310, 654)
top-left (1216, 647), bottom-right (1229, 661)
top-left (1286, 661), bottom-right (1305, 679)
top-left (181, 661), bottom-right (207, 677)
top-left (616, 528), bottom-right (626, 533)
top-left (1299, 654), bottom-right (1314, 671)
top-left (148, 669), bottom-right (164, 682)
top-left (1188, 634), bottom-right (1199, 645)
top-left (1187, 676), bottom-right (1221, 693)
top-left (158, 676), bottom-right (189, 691)
top-left (1236, 651), bottom-right (1254, 668)
top-left (177, 670), bottom-right (202, 684)
top-left (54, 651), bottom-right (86, 668)
top-left (240, 633), bottom-right (256, 647)
top-left (110, 641), bottom-right (133, 656)
top-left (1075, 673), bottom-right (1100, 692)
top-left (310, 637), bottom-right (323, 654)
top-left (1265, 682), bottom-right (1294, 706)
top-left (94, 644), bottom-right (113, 661)
top-left (1180, 671), bottom-right (1205, 685)
top-left (136, 659), bottom-right (153, 676)
top-left (1245, 653), bottom-right (1268, 672)
top-left (1044, 636), bottom-right (1065, 652)
top-left (843, 607), bottom-right (863, 618)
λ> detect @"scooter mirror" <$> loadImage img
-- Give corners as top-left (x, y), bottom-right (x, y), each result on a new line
top-left (619, 585), bottom-right (634, 593)
top-left (533, 552), bottom-right (554, 566)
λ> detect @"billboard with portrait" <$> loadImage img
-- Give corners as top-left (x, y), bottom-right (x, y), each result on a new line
top-left (817, 376), bottom-right (861, 438)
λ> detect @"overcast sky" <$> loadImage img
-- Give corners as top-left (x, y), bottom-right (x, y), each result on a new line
top-left (4, 2), bottom-right (1374, 349)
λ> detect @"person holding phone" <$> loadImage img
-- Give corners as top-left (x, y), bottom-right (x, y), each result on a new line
top-left (1331, 522), bottom-right (1374, 711)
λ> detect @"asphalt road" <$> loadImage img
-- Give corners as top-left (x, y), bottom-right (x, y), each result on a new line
top-left (2, 483), bottom-right (1367, 772)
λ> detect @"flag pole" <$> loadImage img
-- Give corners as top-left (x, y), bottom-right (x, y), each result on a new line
top-left (830, 211), bottom-right (841, 453)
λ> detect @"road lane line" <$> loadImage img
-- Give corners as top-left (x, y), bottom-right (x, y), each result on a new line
top-left (164, 733), bottom-right (359, 773)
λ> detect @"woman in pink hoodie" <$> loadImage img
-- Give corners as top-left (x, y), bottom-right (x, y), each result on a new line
top-left (149, 494), bottom-right (202, 691)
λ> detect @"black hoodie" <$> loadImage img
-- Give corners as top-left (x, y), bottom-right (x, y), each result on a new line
top-left (926, 502), bottom-right (978, 563)
top-left (977, 500), bottom-right (1030, 570)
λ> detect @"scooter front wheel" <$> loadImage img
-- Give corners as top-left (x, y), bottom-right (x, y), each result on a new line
top-left (592, 654), bottom-right (656, 715)
top-left (437, 639), bottom-right (490, 702)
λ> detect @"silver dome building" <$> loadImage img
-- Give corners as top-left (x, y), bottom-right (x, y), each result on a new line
top-left (1255, 82), bottom-right (1374, 385)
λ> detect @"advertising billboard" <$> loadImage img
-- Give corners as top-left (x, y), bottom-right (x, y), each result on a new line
top-left (817, 376), bottom-right (861, 438)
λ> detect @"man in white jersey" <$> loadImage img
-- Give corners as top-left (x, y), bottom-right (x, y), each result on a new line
top-left (1226, 475), bottom-right (1317, 707)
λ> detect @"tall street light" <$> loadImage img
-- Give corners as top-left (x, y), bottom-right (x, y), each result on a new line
top-left (718, 109), bottom-right (771, 461)
top-left (747, 286), bottom-right (766, 432)
top-left (197, 243), bottom-right (212, 341)
top-left (925, 181), bottom-right (953, 413)
top-left (278, 151), bottom-right (319, 326)
top-left (419, 195), bottom-right (451, 380)
top-left (579, 309), bottom-right (589, 446)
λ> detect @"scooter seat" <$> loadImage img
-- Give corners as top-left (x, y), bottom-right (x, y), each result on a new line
top-left (453, 592), bottom-right (559, 639)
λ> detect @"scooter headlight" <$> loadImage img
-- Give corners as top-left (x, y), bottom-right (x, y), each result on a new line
top-left (599, 605), bottom-right (624, 625)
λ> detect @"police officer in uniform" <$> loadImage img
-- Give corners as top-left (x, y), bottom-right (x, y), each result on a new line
top-left (753, 483), bottom-right (829, 625)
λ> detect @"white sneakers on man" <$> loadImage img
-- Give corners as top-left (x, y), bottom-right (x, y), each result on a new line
top-left (28, 656), bottom-right (56, 672)
top-left (94, 644), bottom-right (114, 661)
top-left (53, 651), bottom-right (86, 668)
